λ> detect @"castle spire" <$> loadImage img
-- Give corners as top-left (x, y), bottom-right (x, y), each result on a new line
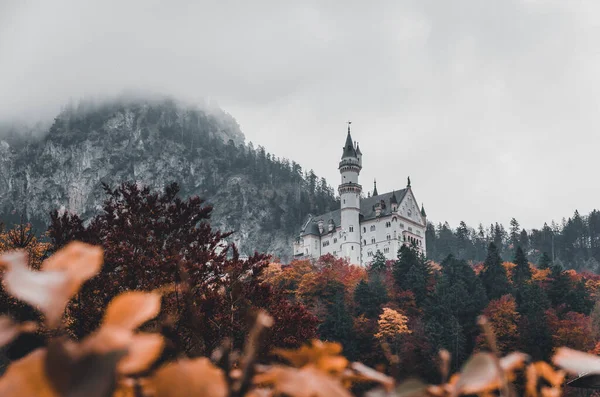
top-left (421, 203), bottom-right (427, 217)
top-left (373, 179), bottom-right (378, 196)
top-left (407, 176), bottom-right (411, 188)
top-left (341, 121), bottom-right (357, 159)
top-left (390, 190), bottom-right (398, 204)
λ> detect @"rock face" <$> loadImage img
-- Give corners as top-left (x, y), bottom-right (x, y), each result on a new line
top-left (0, 96), bottom-right (337, 262)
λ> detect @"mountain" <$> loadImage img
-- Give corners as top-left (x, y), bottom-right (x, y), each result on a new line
top-left (0, 95), bottom-right (338, 261)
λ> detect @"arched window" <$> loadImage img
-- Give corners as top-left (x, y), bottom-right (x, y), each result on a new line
top-left (370, 225), bottom-right (376, 232)
top-left (363, 240), bottom-right (366, 245)
top-left (363, 227), bottom-right (366, 233)
top-left (371, 238), bottom-right (376, 244)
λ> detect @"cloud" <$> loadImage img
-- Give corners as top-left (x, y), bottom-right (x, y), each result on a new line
top-left (1, 0), bottom-right (598, 229)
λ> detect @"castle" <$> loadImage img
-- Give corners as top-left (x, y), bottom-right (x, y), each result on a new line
top-left (293, 124), bottom-right (427, 266)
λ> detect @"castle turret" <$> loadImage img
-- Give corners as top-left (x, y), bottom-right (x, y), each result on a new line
top-left (338, 122), bottom-right (362, 265)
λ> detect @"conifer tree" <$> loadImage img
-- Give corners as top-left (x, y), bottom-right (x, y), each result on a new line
top-left (353, 275), bottom-right (388, 319)
top-left (517, 282), bottom-right (553, 360)
top-left (393, 244), bottom-right (420, 287)
top-left (319, 288), bottom-right (356, 358)
top-left (480, 243), bottom-right (511, 300)
top-left (370, 250), bottom-right (387, 274)
top-left (512, 246), bottom-right (532, 287)
top-left (538, 252), bottom-right (552, 269)
top-left (547, 263), bottom-right (571, 307)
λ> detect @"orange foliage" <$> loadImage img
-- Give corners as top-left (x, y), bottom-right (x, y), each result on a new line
top-left (531, 266), bottom-right (551, 282)
top-left (546, 310), bottom-right (595, 352)
top-left (476, 295), bottom-right (520, 354)
top-left (502, 262), bottom-right (516, 282)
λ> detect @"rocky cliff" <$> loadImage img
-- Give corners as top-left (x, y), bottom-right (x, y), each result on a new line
top-left (0, 96), bottom-right (338, 261)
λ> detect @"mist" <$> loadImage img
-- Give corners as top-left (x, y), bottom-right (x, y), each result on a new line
top-left (1, 0), bottom-right (599, 229)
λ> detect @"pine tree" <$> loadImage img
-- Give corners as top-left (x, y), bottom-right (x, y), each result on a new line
top-left (509, 218), bottom-right (520, 251)
top-left (547, 263), bottom-right (571, 307)
top-left (319, 289), bottom-right (356, 358)
top-left (512, 246), bottom-right (531, 287)
top-left (370, 250), bottom-right (387, 274)
top-left (538, 252), bottom-right (552, 269)
top-left (354, 275), bottom-right (388, 319)
top-left (393, 244), bottom-right (420, 287)
top-left (480, 243), bottom-right (511, 300)
top-left (517, 282), bottom-right (553, 361)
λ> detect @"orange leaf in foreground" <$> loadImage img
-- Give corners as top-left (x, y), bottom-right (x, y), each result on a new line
top-left (0, 242), bottom-right (103, 327)
top-left (0, 251), bottom-right (71, 328)
top-left (0, 349), bottom-right (58, 397)
top-left (273, 340), bottom-right (349, 375)
top-left (41, 241), bottom-right (103, 291)
top-left (254, 365), bottom-right (352, 397)
top-left (453, 352), bottom-right (502, 396)
top-left (102, 290), bottom-right (161, 330)
top-left (148, 357), bottom-right (227, 397)
top-left (117, 333), bottom-right (164, 375)
top-left (553, 347), bottom-right (600, 375)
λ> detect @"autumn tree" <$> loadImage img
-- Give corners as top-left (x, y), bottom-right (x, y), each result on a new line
top-left (374, 307), bottom-right (411, 355)
top-left (476, 295), bottom-right (520, 354)
top-left (480, 243), bottom-right (511, 300)
top-left (47, 182), bottom-right (317, 355)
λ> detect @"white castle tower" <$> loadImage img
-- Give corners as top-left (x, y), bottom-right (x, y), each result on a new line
top-left (338, 122), bottom-right (362, 264)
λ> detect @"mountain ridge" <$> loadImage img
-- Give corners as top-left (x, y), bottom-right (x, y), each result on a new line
top-left (0, 95), bottom-right (338, 261)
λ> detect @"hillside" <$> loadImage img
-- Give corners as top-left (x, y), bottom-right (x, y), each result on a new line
top-left (0, 95), bottom-right (338, 261)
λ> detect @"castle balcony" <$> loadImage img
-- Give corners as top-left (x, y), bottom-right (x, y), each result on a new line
top-left (338, 158), bottom-right (362, 170)
top-left (338, 182), bottom-right (362, 194)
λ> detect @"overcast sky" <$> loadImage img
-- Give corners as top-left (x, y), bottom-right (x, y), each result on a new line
top-left (1, 0), bottom-right (599, 230)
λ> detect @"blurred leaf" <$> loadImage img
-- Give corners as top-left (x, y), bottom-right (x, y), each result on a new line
top-left (453, 352), bottom-right (501, 395)
top-left (553, 347), bottom-right (600, 375)
top-left (255, 365), bottom-right (352, 397)
top-left (149, 357), bottom-right (227, 397)
top-left (102, 291), bottom-right (161, 330)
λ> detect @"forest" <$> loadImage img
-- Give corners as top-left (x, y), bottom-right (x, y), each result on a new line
top-left (0, 182), bottom-right (597, 396)
top-left (426, 211), bottom-right (600, 273)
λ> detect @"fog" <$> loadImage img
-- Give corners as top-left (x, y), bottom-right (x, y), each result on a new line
top-left (1, 0), bottom-right (599, 229)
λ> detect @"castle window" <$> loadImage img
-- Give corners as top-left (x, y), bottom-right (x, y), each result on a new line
top-left (371, 238), bottom-right (375, 244)
top-left (349, 226), bottom-right (354, 232)
top-left (363, 240), bottom-right (366, 245)
top-left (334, 238), bottom-right (337, 243)
top-left (386, 222), bottom-right (391, 228)
top-left (416, 230), bottom-right (421, 235)
top-left (408, 227), bottom-right (413, 232)
top-left (387, 235), bottom-right (391, 240)
top-left (363, 227), bottom-right (366, 233)
top-left (370, 225), bottom-right (376, 232)
top-left (333, 251), bottom-right (337, 255)
top-left (351, 246), bottom-right (354, 250)
top-left (323, 241), bottom-right (330, 247)
top-left (400, 223), bottom-right (404, 228)
top-left (367, 251), bottom-right (373, 257)
top-left (384, 247), bottom-right (390, 253)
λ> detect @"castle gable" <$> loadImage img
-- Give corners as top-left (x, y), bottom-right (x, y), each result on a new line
top-left (398, 189), bottom-right (424, 225)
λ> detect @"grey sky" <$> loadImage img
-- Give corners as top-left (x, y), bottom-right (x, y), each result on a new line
top-left (1, 0), bottom-right (599, 230)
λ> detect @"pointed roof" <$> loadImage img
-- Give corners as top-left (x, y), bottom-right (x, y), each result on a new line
top-left (421, 203), bottom-right (426, 217)
top-left (341, 123), bottom-right (357, 159)
top-left (390, 190), bottom-right (398, 204)
top-left (407, 176), bottom-right (411, 188)
top-left (355, 141), bottom-right (362, 155)
top-left (372, 179), bottom-right (378, 196)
